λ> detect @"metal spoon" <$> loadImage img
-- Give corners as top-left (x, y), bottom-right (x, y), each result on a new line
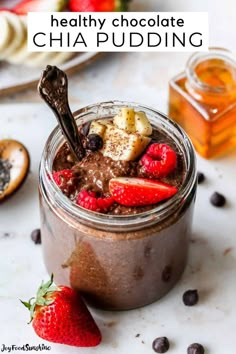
top-left (38, 65), bottom-right (85, 161)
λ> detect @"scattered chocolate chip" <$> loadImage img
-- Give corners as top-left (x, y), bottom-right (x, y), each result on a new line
top-left (183, 289), bottom-right (199, 306)
top-left (187, 343), bottom-right (205, 354)
top-left (162, 265), bottom-right (172, 282)
top-left (86, 134), bottom-right (103, 151)
top-left (197, 172), bottom-right (205, 184)
top-left (152, 337), bottom-right (170, 353)
top-left (135, 334), bottom-right (140, 338)
top-left (210, 192), bottom-right (226, 207)
top-left (31, 229), bottom-right (41, 244)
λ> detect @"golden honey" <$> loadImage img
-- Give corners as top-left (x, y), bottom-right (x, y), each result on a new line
top-left (169, 49), bottom-right (236, 158)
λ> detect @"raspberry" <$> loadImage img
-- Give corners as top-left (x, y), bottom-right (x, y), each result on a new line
top-left (53, 170), bottom-right (74, 187)
top-left (140, 143), bottom-right (177, 178)
top-left (77, 190), bottom-right (114, 213)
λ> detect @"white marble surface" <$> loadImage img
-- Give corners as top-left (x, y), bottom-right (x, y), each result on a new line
top-left (0, 0), bottom-right (236, 353)
top-left (0, 100), bottom-right (236, 354)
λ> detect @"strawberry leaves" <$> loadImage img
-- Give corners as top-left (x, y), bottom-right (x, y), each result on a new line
top-left (20, 274), bottom-right (58, 323)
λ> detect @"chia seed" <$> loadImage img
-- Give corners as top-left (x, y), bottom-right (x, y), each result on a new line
top-left (0, 158), bottom-right (11, 194)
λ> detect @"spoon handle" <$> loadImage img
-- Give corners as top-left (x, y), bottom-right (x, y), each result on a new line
top-left (38, 65), bottom-right (85, 161)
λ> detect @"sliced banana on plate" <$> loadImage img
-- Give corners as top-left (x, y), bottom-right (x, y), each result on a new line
top-left (7, 16), bottom-right (29, 64)
top-left (0, 11), bottom-right (25, 59)
top-left (0, 12), bottom-right (75, 67)
top-left (0, 13), bottom-right (13, 54)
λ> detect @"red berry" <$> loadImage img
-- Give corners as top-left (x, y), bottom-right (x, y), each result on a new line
top-left (53, 169), bottom-right (74, 187)
top-left (140, 143), bottom-right (177, 178)
top-left (109, 177), bottom-right (178, 207)
top-left (77, 190), bottom-right (114, 213)
top-left (69, 0), bottom-right (129, 12)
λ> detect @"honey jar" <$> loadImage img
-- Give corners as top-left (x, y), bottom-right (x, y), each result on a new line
top-left (168, 48), bottom-right (236, 159)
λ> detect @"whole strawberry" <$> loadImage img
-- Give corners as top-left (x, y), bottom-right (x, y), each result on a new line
top-left (21, 275), bottom-right (102, 347)
top-left (69, 0), bottom-right (130, 12)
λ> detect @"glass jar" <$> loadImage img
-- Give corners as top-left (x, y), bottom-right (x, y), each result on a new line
top-left (169, 48), bottom-right (236, 159)
top-left (39, 101), bottom-right (197, 311)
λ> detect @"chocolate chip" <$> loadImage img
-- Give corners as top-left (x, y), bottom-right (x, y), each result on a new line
top-left (210, 192), bottom-right (226, 207)
top-left (152, 337), bottom-right (169, 353)
top-left (31, 229), bottom-right (41, 244)
top-left (197, 172), bottom-right (205, 184)
top-left (86, 134), bottom-right (103, 151)
top-left (187, 343), bottom-right (205, 354)
top-left (182, 289), bottom-right (199, 306)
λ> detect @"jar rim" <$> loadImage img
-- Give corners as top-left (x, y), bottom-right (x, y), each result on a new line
top-left (40, 100), bottom-right (196, 231)
top-left (186, 47), bottom-right (236, 95)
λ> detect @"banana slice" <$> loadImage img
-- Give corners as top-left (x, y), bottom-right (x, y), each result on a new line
top-left (89, 121), bottom-right (107, 137)
top-left (88, 109), bottom-right (152, 161)
top-left (8, 16), bottom-right (40, 65)
top-left (114, 107), bottom-right (136, 132)
top-left (0, 13), bottom-right (14, 56)
top-left (7, 40), bottom-right (28, 64)
top-left (134, 111), bottom-right (152, 136)
top-left (102, 125), bottom-right (151, 161)
top-left (0, 12), bottom-right (25, 59)
top-left (7, 16), bottom-right (29, 64)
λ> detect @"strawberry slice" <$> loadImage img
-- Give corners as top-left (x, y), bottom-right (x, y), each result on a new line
top-left (109, 177), bottom-right (178, 207)
top-left (12, 0), bottom-right (67, 15)
top-left (69, 0), bottom-right (130, 12)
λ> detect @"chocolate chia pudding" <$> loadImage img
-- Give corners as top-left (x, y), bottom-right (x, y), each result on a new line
top-left (39, 101), bottom-right (197, 310)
